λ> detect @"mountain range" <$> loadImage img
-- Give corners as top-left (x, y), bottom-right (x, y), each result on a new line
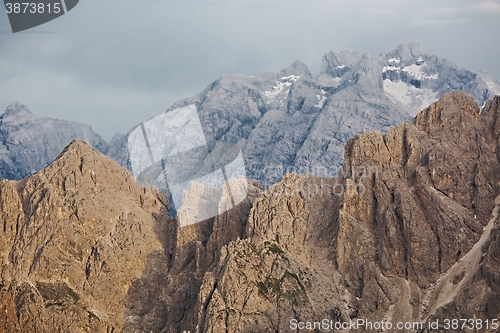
top-left (0, 91), bottom-right (499, 332)
top-left (110, 41), bottom-right (500, 187)
top-left (1, 40), bottom-right (500, 333)
top-left (1, 42), bottom-right (498, 188)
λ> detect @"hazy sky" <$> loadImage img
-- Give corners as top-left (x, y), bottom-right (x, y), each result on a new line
top-left (1, 0), bottom-right (499, 141)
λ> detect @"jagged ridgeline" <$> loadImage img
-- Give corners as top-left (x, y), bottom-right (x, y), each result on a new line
top-left (110, 42), bottom-right (500, 188)
top-left (1, 42), bottom-right (499, 186)
top-left (1, 91), bottom-right (500, 332)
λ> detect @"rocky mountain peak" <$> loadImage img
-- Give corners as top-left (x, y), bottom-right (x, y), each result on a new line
top-left (0, 138), bottom-right (172, 332)
top-left (5, 101), bottom-right (26, 112)
top-left (0, 103), bottom-right (109, 180)
top-left (412, 91), bottom-right (481, 132)
top-left (54, 138), bottom-right (100, 157)
top-left (1, 101), bottom-right (35, 123)
top-left (49, 139), bottom-right (111, 171)
top-left (380, 42), bottom-right (500, 117)
top-left (278, 60), bottom-right (312, 78)
top-left (319, 49), bottom-right (362, 78)
top-left (388, 41), bottom-right (424, 63)
top-left (346, 52), bottom-right (384, 90)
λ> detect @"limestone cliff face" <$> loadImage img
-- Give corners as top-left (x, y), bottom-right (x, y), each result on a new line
top-left (192, 92), bottom-right (500, 332)
top-left (0, 138), bottom-right (261, 333)
top-left (2, 92), bottom-right (500, 333)
top-left (121, 180), bottom-right (262, 333)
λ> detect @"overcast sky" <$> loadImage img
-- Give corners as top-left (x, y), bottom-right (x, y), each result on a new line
top-left (0, 0), bottom-right (499, 141)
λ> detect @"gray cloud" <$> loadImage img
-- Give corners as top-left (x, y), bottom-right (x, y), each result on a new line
top-left (422, 1), bottom-right (500, 18)
top-left (0, 0), bottom-right (499, 141)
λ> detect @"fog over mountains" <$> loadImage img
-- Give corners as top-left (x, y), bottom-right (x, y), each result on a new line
top-left (1, 42), bottom-right (499, 184)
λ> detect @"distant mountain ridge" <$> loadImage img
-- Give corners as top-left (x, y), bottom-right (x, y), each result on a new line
top-left (109, 42), bottom-right (500, 188)
top-left (1, 42), bottom-right (499, 184)
top-left (0, 102), bottom-right (108, 180)
top-left (380, 41), bottom-right (500, 115)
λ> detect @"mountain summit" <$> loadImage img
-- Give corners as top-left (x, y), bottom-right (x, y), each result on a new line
top-left (0, 139), bottom-right (173, 332)
top-left (3, 101), bottom-right (35, 120)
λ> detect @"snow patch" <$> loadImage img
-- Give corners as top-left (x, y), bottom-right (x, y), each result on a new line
top-left (480, 101), bottom-right (486, 114)
top-left (281, 75), bottom-right (300, 82)
top-left (383, 79), bottom-right (438, 116)
top-left (263, 80), bottom-right (292, 102)
top-left (388, 58), bottom-right (400, 64)
top-left (402, 64), bottom-right (422, 76)
top-left (315, 95), bottom-right (327, 108)
top-left (264, 75), bottom-right (301, 103)
top-left (383, 65), bottom-right (400, 72)
top-left (402, 64), bottom-right (438, 80)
